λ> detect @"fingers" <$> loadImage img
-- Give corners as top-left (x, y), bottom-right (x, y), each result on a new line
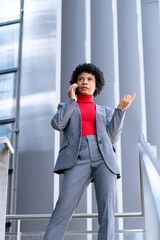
top-left (68, 83), bottom-right (79, 100)
top-left (123, 92), bottom-right (136, 103)
top-left (131, 92), bottom-right (136, 102)
top-left (117, 92), bottom-right (136, 110)
top-left (69, 83), bottom-right (79, 92)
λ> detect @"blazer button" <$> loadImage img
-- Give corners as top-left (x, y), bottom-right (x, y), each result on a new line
top-left (98, 140), bottom-right (102, 144)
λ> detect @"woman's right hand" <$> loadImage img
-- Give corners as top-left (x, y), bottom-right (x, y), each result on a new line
top-left (68, 83), bottom-right (79, 101)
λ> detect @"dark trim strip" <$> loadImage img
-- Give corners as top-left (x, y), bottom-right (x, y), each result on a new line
top-left (0, 19), bottom-right (21, 27)
top-left (0, 68), bottom-right (18, 75)
top-left (0, 118), bottom-right (15, 124)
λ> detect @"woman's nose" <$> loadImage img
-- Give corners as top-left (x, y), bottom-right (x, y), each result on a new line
top-left (83, 79), bottom-right (88, 84)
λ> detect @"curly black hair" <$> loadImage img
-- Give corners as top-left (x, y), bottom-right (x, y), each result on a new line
top-left (70, 63), bottom-right (105, 97)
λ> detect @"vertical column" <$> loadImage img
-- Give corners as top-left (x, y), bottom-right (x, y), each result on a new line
top-left (117, 0), bottom-right (147, 229)
top-left (91, 0), bottom-right (118, 106)
top-left (10, 0), bottom-right (24, 218)
top-left (91, 0), bottom-right (123, 230)
top-left (17, 0), bottom-right (57, 232)
top-left (61, 0), bottom-right (86, 101)
top-left (53, 0), bottom-right (62, 207)
top-left (112, 0), bottom-right (124, 232)
top-left (141, 0), bottom-right (160, 157)
top-left (85, 0), bottom-right (92, 236)
top-left (61, 0), bottom-right (88, 231)
top-left (136, 0), bottom-right (147, 138)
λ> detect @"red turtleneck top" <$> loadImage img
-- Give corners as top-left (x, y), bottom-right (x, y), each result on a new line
top-left (77, 94), bottom-right (96, 137)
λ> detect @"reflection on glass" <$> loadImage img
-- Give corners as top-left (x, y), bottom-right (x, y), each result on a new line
top-left (0, 24), bottom-right (19, 70)
top-left (0, 0), bottom-right (20, 22)
top-left (0, 73), bottom-right (16, 120)
top-left (0, 123), bottom-right (13, 141)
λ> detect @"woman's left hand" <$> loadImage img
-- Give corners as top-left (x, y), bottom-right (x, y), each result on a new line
top-left (117, 92), bottom-right (136, 110)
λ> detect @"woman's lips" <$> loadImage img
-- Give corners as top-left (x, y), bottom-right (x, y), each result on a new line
top-left (81, 87), bottom-right (89, 90)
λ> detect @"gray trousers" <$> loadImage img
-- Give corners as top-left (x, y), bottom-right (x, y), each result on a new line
top-left (43, 135), bottom-right (116, 240)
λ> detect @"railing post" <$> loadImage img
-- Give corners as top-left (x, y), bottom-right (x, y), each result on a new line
top-left (0, 138), bottom-right (14, 240)
top-left (17, 219), bottom-right (21, 240)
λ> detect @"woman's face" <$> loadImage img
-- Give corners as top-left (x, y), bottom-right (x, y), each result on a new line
top-left (77, 72), bottom-right (96, 95)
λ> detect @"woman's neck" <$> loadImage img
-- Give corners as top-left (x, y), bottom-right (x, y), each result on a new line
top-left (77, 94), bottom-right (94, 103)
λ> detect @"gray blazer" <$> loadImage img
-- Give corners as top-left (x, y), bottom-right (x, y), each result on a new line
top-left (51, 98), bottom-right (126, 178)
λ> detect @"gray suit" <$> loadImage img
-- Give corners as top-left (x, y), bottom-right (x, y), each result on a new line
top-left (43, 98), bottom-right (126, 240)
top-left (51, 98), bottom-right (125, 177)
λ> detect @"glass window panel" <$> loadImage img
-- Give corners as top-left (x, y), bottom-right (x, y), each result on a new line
top-left (0, 123), bottom-right (13, 142)
top-left (0, 73), bottom-right (16, 120)
top-left (0, 24), bottom-right (19, 70)
top-left (0, 0), bottom-right (20, 22)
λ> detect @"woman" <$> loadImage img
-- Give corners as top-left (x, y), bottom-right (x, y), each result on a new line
top-left (43, 63), bottom-right (135, 240)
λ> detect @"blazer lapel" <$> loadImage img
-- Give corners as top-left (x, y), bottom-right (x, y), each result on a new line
top-left (96, 104), bottom-right (106, 132)
top-left (75, 102), bottom-right (82, 136)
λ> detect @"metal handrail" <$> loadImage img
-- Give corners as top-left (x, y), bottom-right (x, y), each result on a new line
top-left (0, 137), bottom-right (14, 154)
top-left (138, 134), bottom-right (160, 174)
top-left (5, 229), bottom-right (145, 236)
top-left (5, 212), bottom-right (144, 239)
top-left (0, 67), bottom-right (18, 75)
top-left (0, 19), bottom-right (21, 27)
top-left (138, 134), bottom-right (160, 240)
top-left (6, 212), bottom-right (143, 221)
